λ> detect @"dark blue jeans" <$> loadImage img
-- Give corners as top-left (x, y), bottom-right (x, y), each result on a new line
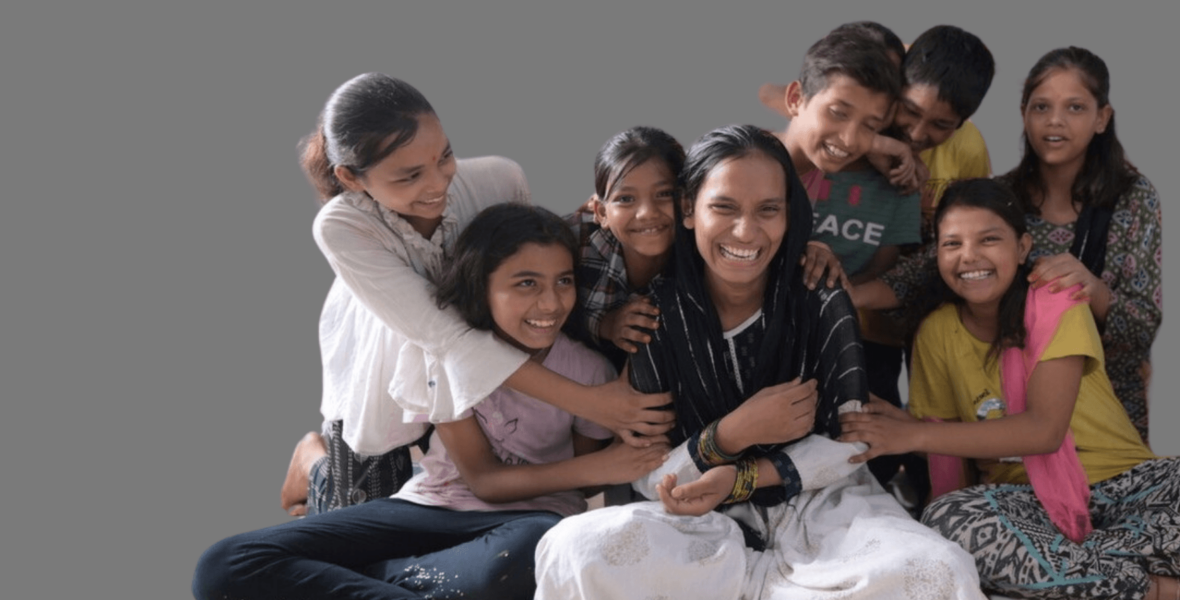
top-left (193, 498), bottom-right (562, 600)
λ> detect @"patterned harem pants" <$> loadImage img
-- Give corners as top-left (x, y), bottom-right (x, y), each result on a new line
top-left (306, 420), bottom-right (414, 515)
top-left (921, 457), bottom-right (1180, 599)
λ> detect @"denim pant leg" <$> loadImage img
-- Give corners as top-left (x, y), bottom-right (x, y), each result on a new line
top-left (362, 509), bottom-right (563, 600)
top-left (193, 497), bottom-right (559, 600)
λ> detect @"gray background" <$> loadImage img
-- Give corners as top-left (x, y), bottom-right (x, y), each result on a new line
top-left (2, 2), bottom-right (1175, 597)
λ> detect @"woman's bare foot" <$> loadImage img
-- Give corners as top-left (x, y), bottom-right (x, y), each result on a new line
top-left (280, 431), bottom-right (327, 515)
top-left (1148, 575), bottom-right (1180, 600)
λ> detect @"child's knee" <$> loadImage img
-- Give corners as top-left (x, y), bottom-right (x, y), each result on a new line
top-left (192, 535), bottom-right (246, 600)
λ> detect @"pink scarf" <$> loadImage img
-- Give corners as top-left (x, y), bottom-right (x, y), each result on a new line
top-left (928, 285), bottom-right (1093, 543)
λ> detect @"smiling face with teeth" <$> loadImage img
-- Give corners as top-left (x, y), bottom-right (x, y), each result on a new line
top-left (596, 158), bottom-right (678, 267)
top-left (936, 205), bottom-right (1033, 316)
top-left (783, 74), bottom-right (892, 175)
top-left (335, 113), bottom-right (457, 238)
top-left (684, 151), bottom-right (788, 300)
top-left (486, 241), bottom-right (576, 355)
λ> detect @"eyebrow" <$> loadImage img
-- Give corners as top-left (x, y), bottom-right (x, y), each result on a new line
top-left (391, 141), bottom-right (452, 176)
top-left (942, 226), bottom-right (1006, 238)
top-left (709, 194), bottom-right (787, 205)
top-left (1028, 94), bottom-right (1091, 103)
top-left (902, 100), bottom-right (958, 127)
top-left (509, 269), bottom-right (575, 278)
top-left (615, 179), bottom-right (676, 192)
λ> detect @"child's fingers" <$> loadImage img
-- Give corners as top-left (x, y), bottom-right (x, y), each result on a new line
top-left (625, 313), bottom-right (660, 331)
top-left (803, 258), bottom-right (827, 290)
top-left (620, 326), bottom-right (651, 346)
top-left (838, 270), bottom-right (852, 291)
top-left (628, 421), bottom-right (674, 440)
top-left (839, 412), bottom-right (870, 425)
top-left (827, 264), bottom-right (843, 289)
top-left (619, 429), bottom-right (654, 448)
top-left (846, 448), bottom-right (875, 464)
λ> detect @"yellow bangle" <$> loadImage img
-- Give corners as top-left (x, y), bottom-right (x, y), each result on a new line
top-left (723, 457), bottom-right (758, 504)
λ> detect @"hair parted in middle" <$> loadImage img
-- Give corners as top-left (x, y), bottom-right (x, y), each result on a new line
top-left (593, 126), bottom-right (686, 202)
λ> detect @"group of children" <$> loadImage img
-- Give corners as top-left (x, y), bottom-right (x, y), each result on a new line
top-left (194, 19), bottom-right (1174, 600)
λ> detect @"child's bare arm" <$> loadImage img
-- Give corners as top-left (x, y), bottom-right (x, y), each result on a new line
top-left (839, 355), bottom-right (1084, 462)
top-left (865, 134), bottom-right (929, 195)
top-left (437, 418), bottom-right (667, 504)
top-left (849, 245), bottom-right (901, 285)
top-left (847, 278), bottom-right (901, 310)
top-left (573, 431), bottom-right (617, 496)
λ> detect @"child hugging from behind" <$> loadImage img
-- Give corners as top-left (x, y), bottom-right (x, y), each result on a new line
top-left (566, 126), bottom-right (685, 366)
top-left (839, 178), bottom-right (1176, 600)
top-left (193, 204), bottom-right (667, 600)
top-left (890, 25), bottom-right (995, 235)
top-left (771, 26), bottom-right (919, 488)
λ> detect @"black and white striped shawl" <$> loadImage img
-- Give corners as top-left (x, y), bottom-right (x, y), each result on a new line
top-left (629, 147), bottom-right (868, 508)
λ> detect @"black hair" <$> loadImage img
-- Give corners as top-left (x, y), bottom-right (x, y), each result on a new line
top-left (677, 124), bottom-right (813, 290)
top-left (1000, 46), bottom-right (1140, 214)
top-left (903, 25), bottom-right (995, 122)
top-left (831, 21), bottom-right (905, 66)
top-left (298, 73), bottom-right (436, 202)
top-left (594, 126), bottom-right (686, 201)
top-left (682, 125), bottom-right (794, 206)
top-left (910, 178), bottom-right (1030, 363)
top-left (434, 204), bottom-right (578, 331)
top-left (797, 28), bottom-right (902, 102)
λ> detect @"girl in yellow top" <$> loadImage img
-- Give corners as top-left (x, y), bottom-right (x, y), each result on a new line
top-left (839, 178), bottom-right (1177, 600)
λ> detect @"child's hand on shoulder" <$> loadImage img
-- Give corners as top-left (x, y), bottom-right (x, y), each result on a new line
top-left (801, 241), bottom-right (851, 290)
top-left (599, 296), bottom-right (660, 353)
top-left (1028, 253), bottom-right (1109, 304)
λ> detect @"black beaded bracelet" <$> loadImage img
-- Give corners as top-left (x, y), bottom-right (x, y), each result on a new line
top-left (698, 419), bottom-right (743, 466)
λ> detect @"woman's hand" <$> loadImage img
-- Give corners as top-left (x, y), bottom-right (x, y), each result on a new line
top-left (589, 364), bottom-right (676, 448)
top-left (586, 437), bottom-right (670, 485)
top-left (1028, 253), bottom-right (1111, 322)
top-left (598, 296), bottom-right (660, 354)
top-left (656, 468), bottom-right (735, 516)
top-left (800, 241), bottom-right (851, 290)
top-left (718, 378), bottom-right (817, 453)
top-left (837, 400), bottom-right (919, 463)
